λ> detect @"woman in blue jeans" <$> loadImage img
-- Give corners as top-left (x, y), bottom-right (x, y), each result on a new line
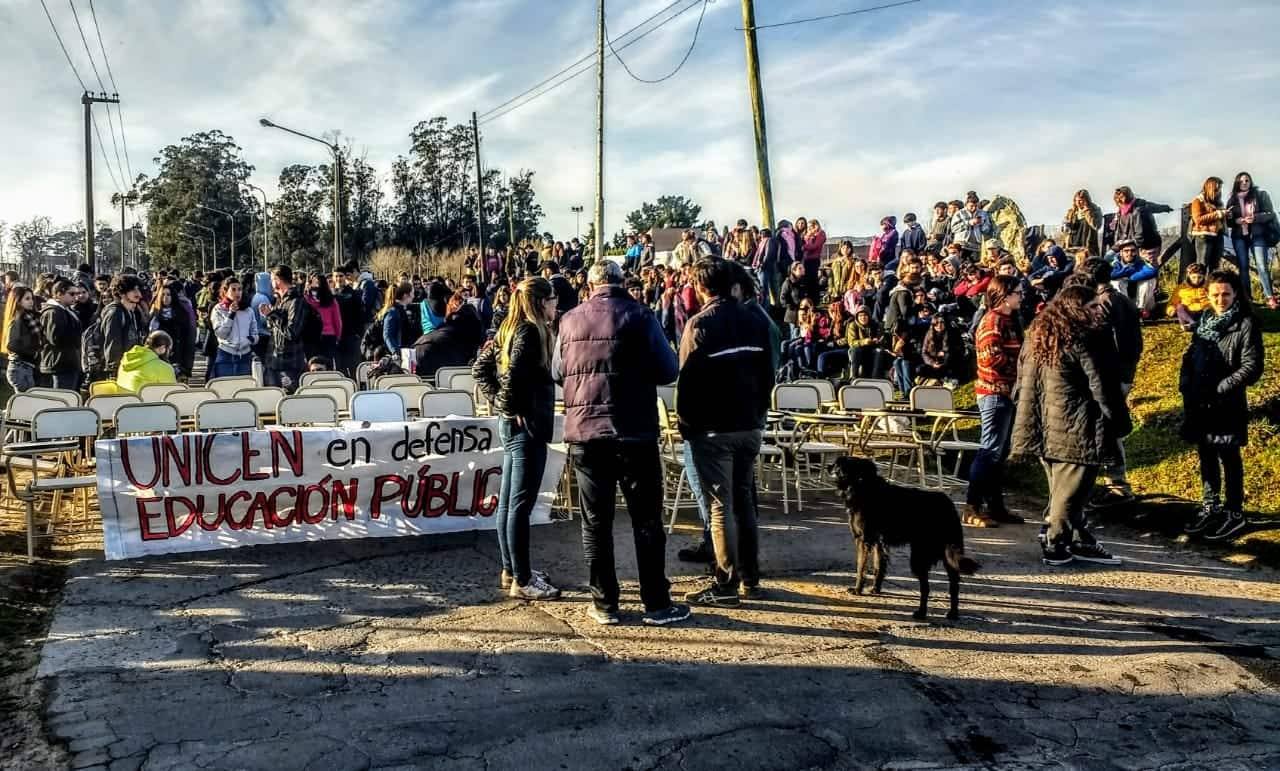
top-left (209, 277), bottom-right (257, 379)
top-left (473, 277), bottom-right (561, 601)
top-left (1226, 171), bottom-right (1278, 309)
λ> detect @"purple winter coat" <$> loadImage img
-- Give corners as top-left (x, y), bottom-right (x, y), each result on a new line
top-left (553, 285), bottom-right (678, 443)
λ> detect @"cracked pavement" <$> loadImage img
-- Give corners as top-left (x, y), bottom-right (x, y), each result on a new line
top-left (34, 499), bottom-right (1280, 770)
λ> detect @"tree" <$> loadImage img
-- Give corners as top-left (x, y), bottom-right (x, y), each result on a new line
top-left (346, 154), bottom-right (384, 259)
top-left (623, 195), bottom-right (704, 235)
top-left (137, 130), bottom-right (253, 272)
top-left (273, 164), bottom-right (326, 272)
top-left (8, 216), bottom-right (53, 281)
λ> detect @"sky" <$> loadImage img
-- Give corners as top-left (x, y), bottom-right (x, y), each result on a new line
top-left (2, 0), bottom-right (1279, 249)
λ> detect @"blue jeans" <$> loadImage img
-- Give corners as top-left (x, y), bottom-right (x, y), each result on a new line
top-left (682, 440), bottom-right (712, 546)
top-left (1232, 234), bottom-right (1273, 300)
top-left (966, 394), bottom-right (1014, 511)
top-left (210, 349), bottom-right (252, 379)
top-left (497, 418), bottom-right (548, 585)
top-left (50, 371), bottom-right (81, 391)
top-left (892, 357), bottom-right (913, 395)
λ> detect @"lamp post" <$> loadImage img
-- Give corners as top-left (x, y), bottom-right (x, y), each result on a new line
top-left (197, 203), bottom-right (235, 271)
top-left (184, 221), bottom-right (215, 273)
top-left (242, 183), bottom-right (270, 271)
top-left (571, 205), bottom-right (584, 241)
top-left (180, 232), bottom-right (208, 273)
top-left (260, 117), bottom-right (343, 270)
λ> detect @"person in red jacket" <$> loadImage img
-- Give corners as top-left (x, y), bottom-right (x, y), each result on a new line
top-left (801, 218), bottom-right (827, 301)
top-left (965, 275), bottom-right (1025, 528)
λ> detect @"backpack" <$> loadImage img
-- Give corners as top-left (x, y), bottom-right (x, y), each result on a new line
top-left (361, 317), bottom-right (387, 360)
top-left (81, 305), bottom-right (110, 373)
top-left (369, 354), bottom-right (403, 379)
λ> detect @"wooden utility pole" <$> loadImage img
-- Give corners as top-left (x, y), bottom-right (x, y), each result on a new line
top-left (471, 111), bottom-right (487, 284)
top-left (593, 0), bottom-right (605, 264)
top-left (83, 91), bottom-right (119, 273)
top-left (740, 0), bottom-right (775, 228)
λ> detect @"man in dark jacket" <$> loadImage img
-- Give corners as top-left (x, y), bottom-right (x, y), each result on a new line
top-left (260, 264), bottom-right (307, 392)
top-left (41, 279), bottom-right (84, 390)
top-left (1109, 186), bottom-right (1172, 253)
top-left (1075, 258), bottom-right (1142, 503)
top-left (413, 303), bottom-right (484, 379)
top-left (552, 259), bottom-right (688, 627)
top-left (333, 268), bottom-right (365, 377)
top-left (100, 274), bottom-right (149, 382)
top-left (677, 259), bottom-right (774, 605)
top-left (899, 212), bottom-right (928, 257)
top-left (541, 261), bottom-right (578, 321)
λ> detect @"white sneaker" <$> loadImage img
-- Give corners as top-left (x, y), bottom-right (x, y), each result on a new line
top-left (509, 574), bottom-right (561, 600)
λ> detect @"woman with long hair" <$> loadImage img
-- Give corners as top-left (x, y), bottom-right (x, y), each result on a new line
top-left (1063, 189), bottom-right (1103, 255)
top-left (473, 277), bottom-right (561, 600)
top-left (1180, 270), bottom-right (1264, 542)
top-left (305, 273), bottom-right (342, 368)
top-left (1189, 176), bottom-right (1227, 276)
top-left (1226, 171), bottom-right (1278, 308)
top-left (209, 277), bottom-right (257, 379)
top-left (150, 280), bottom-right (196, 380)
top-left (380, 281), bottom-right (414, 358)
top-left (5, 286), bottom-right (41, 392)
top-left (1011, 284), bottom-right (1130, 566)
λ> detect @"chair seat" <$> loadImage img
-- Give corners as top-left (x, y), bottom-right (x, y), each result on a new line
top-left (2, 456), bottom-right (63, 474)
top-left (863, 440), bottom-right (920, 452)
top-left (32, 475), bottom-right (97, 492)
top-left (797, 441), bottom-right (845, 454)
top-left (757, 445), bottom-right (784, 458)
top-left (935, 440), bottom-right (981, 452)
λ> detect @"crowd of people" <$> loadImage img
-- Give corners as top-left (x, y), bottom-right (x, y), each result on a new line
top-left (0, 170), bottom-right (1273, 622)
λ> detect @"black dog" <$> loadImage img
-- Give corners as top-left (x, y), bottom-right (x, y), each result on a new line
top-left (832, 456), bottom-right (979, 620)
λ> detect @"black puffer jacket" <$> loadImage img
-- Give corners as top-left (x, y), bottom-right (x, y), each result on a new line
top-left (473, 322), bottom-right (555, 443)
top-left (779, 277), bottom-right (807, 324)
top-left (1179, 309), bottom-right (1263, 447)
top-left (413, 304), bottom-right (484, 380)
top-left (1011, 331), bottom-right (1132, 466)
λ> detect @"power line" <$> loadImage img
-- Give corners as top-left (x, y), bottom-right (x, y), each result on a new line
top-left (477, 0), bottom-right (687, 120)
top-left (737, 0), bottom-right (924, 30)
top-left (88, 0), bottom-right (134, 185)
top-left (606, 0), bottom-right (708, 84)
top-left (38, 0), bottom-right (87, 89)
top-left (67, 0), bottom-right (127, 189)
top-left (479, 0), bottom-right (706, 126)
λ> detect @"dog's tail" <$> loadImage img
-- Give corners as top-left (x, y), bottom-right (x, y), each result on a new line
top-left (944, 545), bottom-right (980, 575)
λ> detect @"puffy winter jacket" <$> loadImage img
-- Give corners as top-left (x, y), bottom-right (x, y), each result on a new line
top-left (553, 285), bottom-right (677, 443)
top-left (1010, 332), bottom-right (1132, 466)
top-left (1179, 309), bottom-right (1263, 447)
top-left (1110, 257), bottom-right (1157, 283)
top-left (473, 322), bottom-right (556, 443)
top-left (40, 301), bottom-right (82, 374)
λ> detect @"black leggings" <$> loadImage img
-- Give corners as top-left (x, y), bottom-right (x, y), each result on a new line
top-left (1197, 442), bottom-right (1243, 511)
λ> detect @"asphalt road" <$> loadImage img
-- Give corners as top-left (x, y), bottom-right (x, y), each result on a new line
top-left (33, 496), bottom-right (1280, 770)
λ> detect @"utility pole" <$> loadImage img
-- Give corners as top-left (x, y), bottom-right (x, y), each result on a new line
top-left (507, 188), bottom-right (515, 257)
top-left (594, 0), bottom-right (605, 264)
top-left (471, 111), bottom-right (487, 284)
top-left (83, 91), bottom-right (119, 273)
top-left (118, 197), bottom-right (125, 270)
top-left (333, 153), bottom-right (344, 271)
top-left (740, 0), bottom-right (775, 228)
top-left (571, 205), bottom-right (584, 241)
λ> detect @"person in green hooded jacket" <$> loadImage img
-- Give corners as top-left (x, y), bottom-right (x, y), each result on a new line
top-left (114, 331), bottom-right (177, 394)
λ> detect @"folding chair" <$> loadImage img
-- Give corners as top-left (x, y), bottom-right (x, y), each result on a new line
top-left (298, 371), bottom-right (347, 388)
top-left (26, 388), bottom-right (82, 407)
top-left (298, 383), bottom-right (355, 417)
top-left (87, 395), bottom-right (143, 435)
top-left (114, 403), bottom-right (180, 436)
top-left (419, 390), bottom-right (474, 418)
top-left (772, 384), bottom-right (844, 512)
top-left (206, 376), bottom-right (257, 399)
top-left (909, 385), bottom-right (982, 487)
top-left (138, 383), bottom-right (188, 402)
top-left (442, 371), bottom-right (476, 395)
top-left (656, 384), bottom-right (677, 414)
top-left (389, 383), bottom-right (435, 416)
top-left (851, 378), bottom-right (895, 404)
top-left (433, 365), bottom-right (471, 388)
top-left (89, 380), bottom-right (127, 397)
top-left (2, 394), bottom-right (70, 443)
top-left (196, 399), bottom-right (259, 431)
top-left (350, 391), bottom-right (406, 423)
top-left (4, 407), bottom-right (100, 560)
top-left (234, 387), bottom-right (286, 424)
top-left (354, 361), bottom-right (375, 390)
top-left (839, 385), bottom-right (926, 485)
top-left (165, 389), bottom-right (218, 425)
top-left (656, 398), bottom-right (698, 533)
top-left (372, 373), bottom-right (422, 390)
top-left (278, 394), bottom-right (340, 427)
top-left (795, 379), bottom-right (837, 411)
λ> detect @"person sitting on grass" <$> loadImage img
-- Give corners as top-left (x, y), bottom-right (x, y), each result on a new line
top-left (1169, 262), bottom-right (1211, 331)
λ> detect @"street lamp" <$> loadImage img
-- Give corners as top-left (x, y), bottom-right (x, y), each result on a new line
top-left (184, 221), bottom-right (215, 273)
top-left (179, 232), bottom-right (208, 273)
top-left (260, 117), bottom-right (343, 270)
top-left (571, 205), bottom-right (584, 241)
top-left (197, 203), bottom-right (235, 271)
top-left (242, 182), bottom-right (270, 271)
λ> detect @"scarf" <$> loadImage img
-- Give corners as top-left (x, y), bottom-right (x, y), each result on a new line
top-left (1195, 303), bottom-right (1239, 343)
top-left (1118, 200), bottom-right (1135, 217)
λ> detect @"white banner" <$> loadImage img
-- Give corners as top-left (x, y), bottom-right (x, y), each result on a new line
top-left (96, 418), bottom-right (567, 560)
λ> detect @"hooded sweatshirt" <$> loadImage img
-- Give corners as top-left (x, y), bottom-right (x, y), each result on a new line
top-left (211, 300), bottom-right (257, 356)
top-left (251, 272), bottom-right (274, 338)
top-left (115, 345), bottom-right (177, 394)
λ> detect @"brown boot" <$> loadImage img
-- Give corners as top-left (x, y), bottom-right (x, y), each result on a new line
top-left (963, 504), bottom-right (998, 528)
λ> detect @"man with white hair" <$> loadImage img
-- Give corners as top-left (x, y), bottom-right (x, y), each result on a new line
top-left (553, 260), bottom-right (689, 627)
